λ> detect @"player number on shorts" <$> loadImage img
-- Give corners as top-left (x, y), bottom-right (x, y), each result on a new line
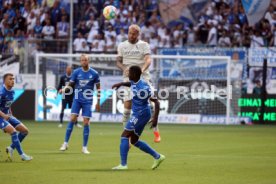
top-left (130, 117), bottom-right (138, 125)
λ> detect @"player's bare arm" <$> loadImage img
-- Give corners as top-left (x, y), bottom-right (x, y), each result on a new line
top-left (149, 97), bottom-right (160, 128)
top-left (142, 54), bottom-right (151, 73)
top-left (112, 82), bottom-right (131, 90)
top-left (96, 83), bottom-right (101, 112)
top-left (116, 56), bottom-right (125, 71)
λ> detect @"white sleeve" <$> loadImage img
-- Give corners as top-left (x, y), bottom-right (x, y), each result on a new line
top-left (143, 42), bottom-right (151, 55)
top-left (117, 43), bottom-right (123, 57)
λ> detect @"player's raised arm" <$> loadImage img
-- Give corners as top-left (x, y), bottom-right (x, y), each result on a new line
top-left (149, 96), bottom-right (160, 128)
top-left (112, 82), bottom-right (131, 90)
top-left (116, 43), bottom-right (125, 71)
top-left (116, 56), bottom-right (125, 71)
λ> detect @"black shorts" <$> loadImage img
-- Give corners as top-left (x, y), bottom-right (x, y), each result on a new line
top-left (62, 100), bottom-right (73, 109)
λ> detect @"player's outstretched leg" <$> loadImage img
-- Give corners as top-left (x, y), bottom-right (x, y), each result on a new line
top-left (153, 126), bottom-right (161, 143)
top-left (60, 121), bottom-right (75, 151)
top-left (134, 140), bottom-right (165, 170)
top-left (112, 137), bottom-right (129, 170)
top-left (82, 118), bottom-right (90, 154)
top-left (150, 102), bottom-right (161, 143)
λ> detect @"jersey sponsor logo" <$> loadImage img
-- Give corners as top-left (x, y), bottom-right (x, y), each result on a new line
top-left (5, 101), bottom-right (13, 108)
top-left (79, 80), bottom-right (90, 87)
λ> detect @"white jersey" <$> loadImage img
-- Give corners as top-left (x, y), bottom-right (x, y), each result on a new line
top-left (117, 40), bottom-right (151, 81)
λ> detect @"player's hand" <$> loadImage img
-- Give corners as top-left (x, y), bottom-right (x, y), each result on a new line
top-left (3, 114), bottom-right (11, 121)
top-left (58, 89), bottom-right (62, 94)
top-left (112, 83), bottom-right (122, 90)
top-left (123, 68), bottom-right (129, 76)
top-left (149, 118), bottom-right (158, 129)
top-left (95, 103), bottom-right (100, 112)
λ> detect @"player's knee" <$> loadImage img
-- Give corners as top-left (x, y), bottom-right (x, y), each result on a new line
top-left (124, 100), bottom-right (132, 109)
top-left (70, 115), bottom-right (78, 122)
top-left (83, 119), bottom-right (90, 126)
top-left (121, 130), bottom-right (131, 138)
top-left (123, 109), bottom-right (131, 118)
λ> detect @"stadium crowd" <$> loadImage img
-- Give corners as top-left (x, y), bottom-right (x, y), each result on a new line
top-left (0, 0), bottom-right (276, 55)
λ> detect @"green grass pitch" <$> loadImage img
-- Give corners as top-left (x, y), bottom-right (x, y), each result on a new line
top-left (0, 121), bottom-right (276, 184)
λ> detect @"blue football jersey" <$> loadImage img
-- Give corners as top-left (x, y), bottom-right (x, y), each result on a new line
top-left (70, 67), bottom-right (100, 104)
top-left (130, 79), bottom-right (153, 113)
top-left (0, 85), bottom-right (14, 114)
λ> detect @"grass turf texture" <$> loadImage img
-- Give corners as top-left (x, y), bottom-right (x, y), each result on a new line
top-left (0, 121), bottom-right (276, 184)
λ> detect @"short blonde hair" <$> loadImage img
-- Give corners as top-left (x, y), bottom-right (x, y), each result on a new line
top-left (80, 54), bottom-right (89, 60)
top-left (129, 24), bottom-right (141, 35)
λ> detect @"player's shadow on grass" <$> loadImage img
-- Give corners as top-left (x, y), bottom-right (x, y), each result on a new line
top-left (57, 168), bottom-right (145, 172)
top-left (35, 152), bottom-right (81, 155)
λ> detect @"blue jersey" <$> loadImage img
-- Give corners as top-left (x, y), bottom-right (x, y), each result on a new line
top-left (0, 85), bottom-right (14, 114)
top-left (130, 79), bottom-right (153, 113)
top-left (70, 67), bottom-right (100, 104)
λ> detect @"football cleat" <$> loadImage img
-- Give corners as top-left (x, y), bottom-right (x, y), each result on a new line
top-left (152, 154), bottom-right (165, 170)
top-left (112, 164), bottom-right (128, 170)
top-left (59, 143), bottom-right (68, 151)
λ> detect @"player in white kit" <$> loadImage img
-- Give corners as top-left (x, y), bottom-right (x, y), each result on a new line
top-left (116, 24), bottom-right (161, 143)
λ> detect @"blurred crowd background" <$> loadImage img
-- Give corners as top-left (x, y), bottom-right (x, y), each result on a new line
top-left (0, 0), bottom-right (275, 55)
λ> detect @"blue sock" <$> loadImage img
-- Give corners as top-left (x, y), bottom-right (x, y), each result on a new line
top-left (10, 132), bottom-right (28, 149)
top-left (83, 125), bottom-right (90, 147)
top-left (120, 137), bottom-right (129, 166)
top-left (134, 140), bottom-right (160, 159)
top-left (11, 132), bottom-right (23, 155)
top-left (65, 121), bottom-right (74, 143)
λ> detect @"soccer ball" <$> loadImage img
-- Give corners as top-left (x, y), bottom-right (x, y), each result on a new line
top-left (103, 5), bottom-right (117, 20)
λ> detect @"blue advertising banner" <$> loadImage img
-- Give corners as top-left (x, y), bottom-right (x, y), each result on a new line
top-left (159, 48), bottom-right (247, 80)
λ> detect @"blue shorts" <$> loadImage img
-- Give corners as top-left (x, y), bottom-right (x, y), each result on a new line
top-left (125, 108), bottom-right (151, 136)
top-left (0, 116), bottom-right (21, 130)
top-left (71, 100), bottom-right (92, 118)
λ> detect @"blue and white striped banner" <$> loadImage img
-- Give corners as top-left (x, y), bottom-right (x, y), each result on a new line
top-left (242, 0), bottom-right (271, 26)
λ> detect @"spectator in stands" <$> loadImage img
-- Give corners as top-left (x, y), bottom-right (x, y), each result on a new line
top-left (27, 11), bottom-right (36, 33)
top-left (173, 24), bottom-right (185, 47)
top-left (50, 0), bottom-right (61, 27)
top-left (33, 19), bottom-right (43, 38)
top-left (14, 9), bottom-right (26, 33)
top-left (250, 30), bottom-right (264, 47)
top-left (91, 33), bottom-right (105, 52)
top-left (218, 30), bottom-right (231, 47)
top-left (105, 35), bottom-right (116, 53)
top-left (207, 20), bottom-right (218, 46)
top-left (149, 32), bottom-right (158, 54)
top-left (105, 25), bottom-right (116, 43)
top-left (73, 32), bottom-right (86, 52)
top-left (86, 14), bottom-right (99, 31)
top-left (141, 21), bottom-right (155, 39)
top-left (42, 18), bottom-right (55, 40)
top-left (76, 40), bottom-right (89, 53)
top-left (77, 20), bottom-right (89, 37)
top-left (56, 15), bottom-right (69, 53)
top-left (116, 28), bottom-right (127, 45)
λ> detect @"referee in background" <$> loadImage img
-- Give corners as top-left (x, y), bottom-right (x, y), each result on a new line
top-left (57, 66), bottom-right (82, 128)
